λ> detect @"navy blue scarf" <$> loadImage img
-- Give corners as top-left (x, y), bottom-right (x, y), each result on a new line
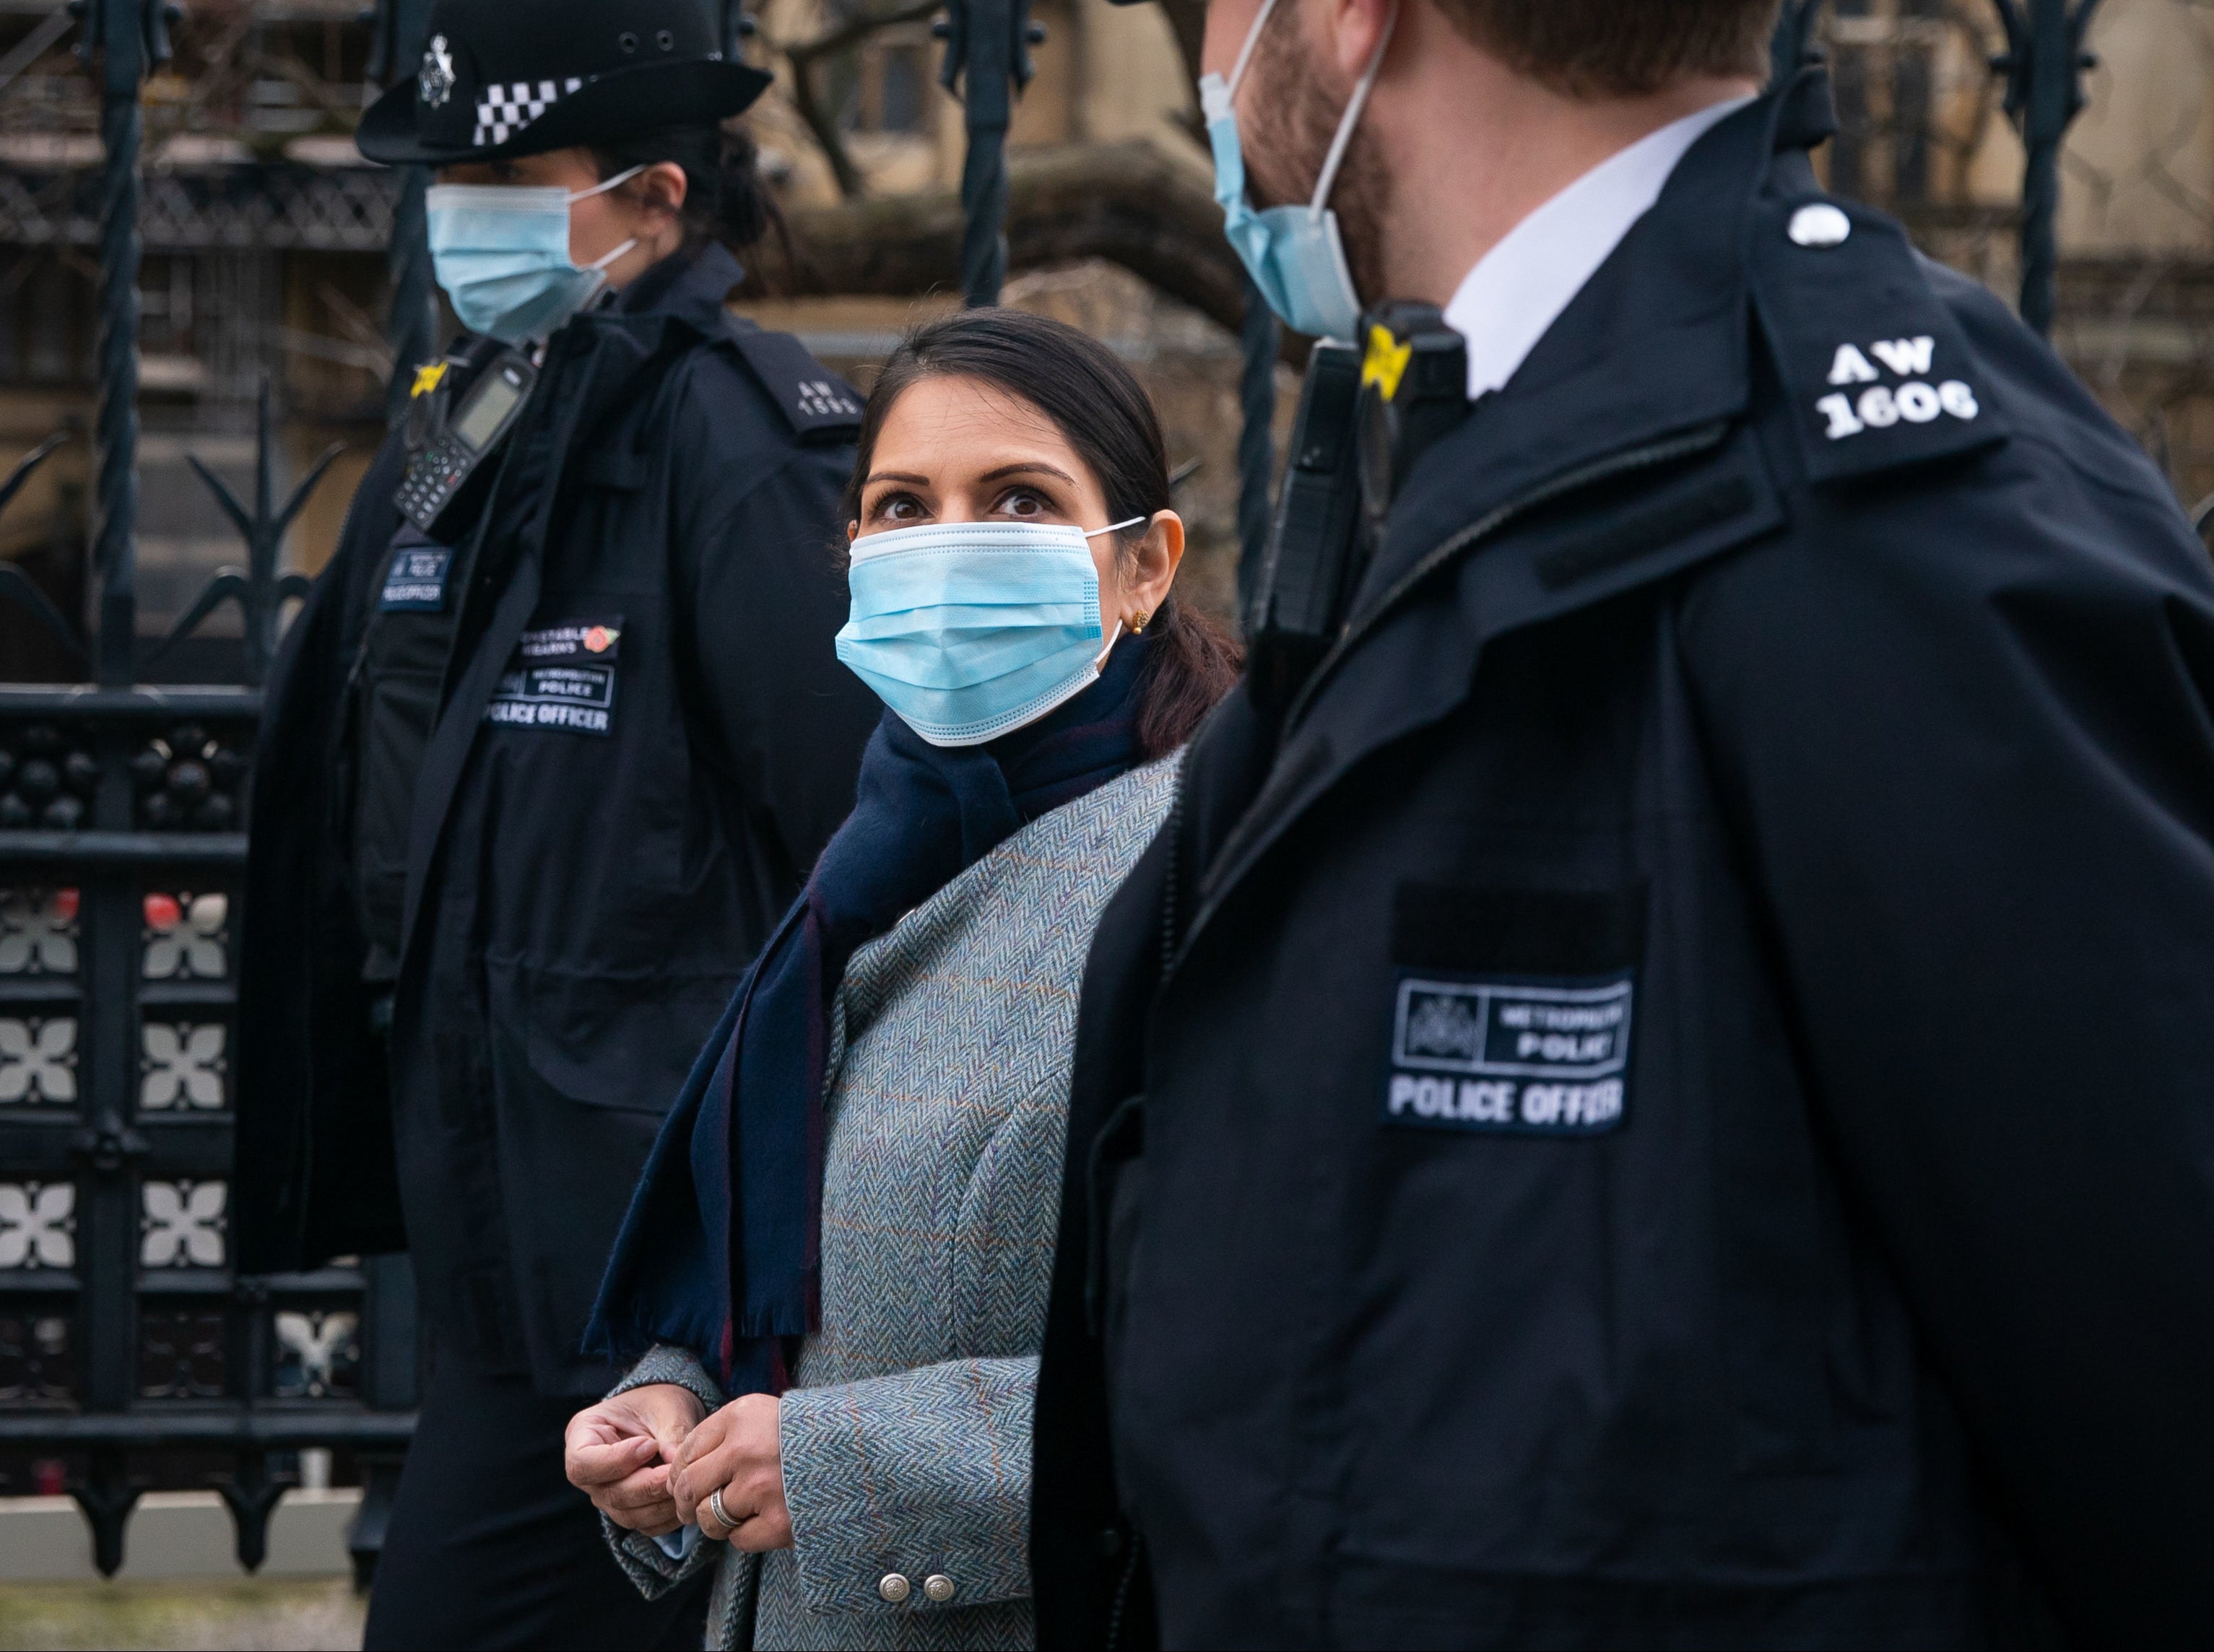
top-left (586, 636), bottom-right (1152, 1390)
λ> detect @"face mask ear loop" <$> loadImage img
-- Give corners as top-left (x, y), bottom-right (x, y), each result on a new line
top-left (1085, 517), bottom-right (1145, 664)
top-left (1225, 0), bottom-right (1285, 100)
top-left (1308, 0), bottom-right (1398, 218)
top-left (568, 163), bottom-right (647, 204)
top-left (588, 238), bottom-right (640, 273)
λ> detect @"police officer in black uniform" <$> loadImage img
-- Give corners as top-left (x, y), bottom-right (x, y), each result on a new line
top-left (234, 1), bottom-right (878, 1643)
top-left (1034, 0), bottom-right (2214, 1644)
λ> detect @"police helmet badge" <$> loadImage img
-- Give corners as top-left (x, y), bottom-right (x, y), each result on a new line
top-left (418, 35), bottom-right (456, 108)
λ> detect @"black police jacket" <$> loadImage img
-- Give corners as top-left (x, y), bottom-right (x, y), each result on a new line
top-left (236, 243), bottom-right (880, 1394)
top-left (1033, 80), bottom-right (2214, 1648)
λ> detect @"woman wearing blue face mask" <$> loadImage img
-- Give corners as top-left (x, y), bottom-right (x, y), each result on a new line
top-left (568, 309), bottom-right (1239, 1650)
top-left (235, 2), bottom-right (882, 1646)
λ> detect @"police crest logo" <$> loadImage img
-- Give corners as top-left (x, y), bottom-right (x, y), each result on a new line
top-left (1385, 975), bottom-right (1633, 1136)
top-left (419, 35), bottom-right (456, 109)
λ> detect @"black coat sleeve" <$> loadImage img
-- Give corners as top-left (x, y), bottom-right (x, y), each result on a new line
top-left (235, 433), bottom-right (410, 1270)
top-left (667, 376), bottom-right (879, 882)
top-left (1681, 424), bottom-right (2214, 1640)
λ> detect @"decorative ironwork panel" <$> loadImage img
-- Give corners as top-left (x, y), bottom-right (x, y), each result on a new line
top-left (273, 1310), bottom-right (362, 1401)
top-left (0, 726), bottom-right (99, 833)
top-left (0, 1307), bottom-right (76, 1408)
top-left (0, 888), bottom-right (79, 977)
top-left (141, 892), bottom-right (228, 981)
top-left (134, 726), bottom-right (249, 833)
top-left (137, 1308), bottom-right (226, 1400)
top-left (0, 166), bottom-right (401, 253)
top-left (139, 1022), bottom-right (227, 1111)
top-left (139, 1179), bottom-right (226, 1269)
top-left (0, 1183), bottom-right (75, 1270)
top-left (0, 1018), bottom-right (77, 1105)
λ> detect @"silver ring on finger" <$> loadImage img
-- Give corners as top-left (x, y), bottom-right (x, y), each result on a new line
top-left (708, 1486), bottom-right (735, 1536)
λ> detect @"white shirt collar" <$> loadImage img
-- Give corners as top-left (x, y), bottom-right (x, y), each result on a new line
top-left (1443, 94), bottom-right (1756, 400)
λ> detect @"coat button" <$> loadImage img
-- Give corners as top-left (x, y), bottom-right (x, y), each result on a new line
top-left (923, 1575), bottom-right (956, 1603)
top-left (878, 1573), bottom-right (911, 1603)
top-left (1788, 203), bottom-right (1852, 248)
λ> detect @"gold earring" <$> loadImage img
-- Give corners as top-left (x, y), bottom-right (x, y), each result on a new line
top-left (1127, 609), bottom-right (1151, 635)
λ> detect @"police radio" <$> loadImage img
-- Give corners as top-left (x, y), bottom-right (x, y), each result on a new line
top-left (1244, 305), bottom-right (1470, 717)
top-left (394, 348), bottom-right (538, 540)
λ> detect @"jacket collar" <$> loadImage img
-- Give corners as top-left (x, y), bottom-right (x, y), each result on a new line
top-left (1167, 80), bottom-right (1830, 970)
top-left (1353, 78), bottom-right (1809, 623)
top-left (610, 240), bottom-right (746, 334)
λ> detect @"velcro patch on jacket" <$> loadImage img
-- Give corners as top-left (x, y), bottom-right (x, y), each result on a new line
top-left (379, 545), bottom-right (452, 612)
top-left (1385, 973), bottom-right (1632, 1136)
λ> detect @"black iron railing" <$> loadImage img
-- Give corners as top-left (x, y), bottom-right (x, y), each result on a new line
top-left (0, 0), bottom-right (420, 1585)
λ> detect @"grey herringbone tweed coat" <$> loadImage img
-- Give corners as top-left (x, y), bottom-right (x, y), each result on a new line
top-left (604, 756), bottom-right (1177, 1651)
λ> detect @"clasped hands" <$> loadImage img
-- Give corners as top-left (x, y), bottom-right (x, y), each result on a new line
top-left (564, 1383), bottom-right (793, 1551)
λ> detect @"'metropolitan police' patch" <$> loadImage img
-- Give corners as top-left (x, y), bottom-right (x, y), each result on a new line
top-left (1384, 973), bottom-right (1632, 1136)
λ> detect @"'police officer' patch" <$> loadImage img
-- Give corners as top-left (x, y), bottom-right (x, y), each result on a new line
top-left (1385, 973), bottom-right (1632, 1136)
top-left (380, 546), bottom-right (452, 611)
top-left (1384, 881), bottom-right (1646, 1139)
top-left (485, 616), bottom-right (622, 736)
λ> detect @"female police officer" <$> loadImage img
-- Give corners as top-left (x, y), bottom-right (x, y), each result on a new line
top-left (234, 1), bottom-right (878, 1643)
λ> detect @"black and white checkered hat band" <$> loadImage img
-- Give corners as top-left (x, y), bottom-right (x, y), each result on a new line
top-left (474, 77), bottom-right (586, 147)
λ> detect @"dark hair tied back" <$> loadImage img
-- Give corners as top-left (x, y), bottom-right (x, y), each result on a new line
top-left (848, 309), bottom-right (1243, 760)
top-left (591, 122), bottom-right (788, 267)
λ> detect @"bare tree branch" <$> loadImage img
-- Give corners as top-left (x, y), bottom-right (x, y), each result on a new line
top-left (1153, 0), bottom-right (1207, 91)
top-left (771, 0), bottom-right (946, 202)
top-left (747, 139), bottom-right (1251, 331)
top-left (788, 0), bottom-right (947, 66)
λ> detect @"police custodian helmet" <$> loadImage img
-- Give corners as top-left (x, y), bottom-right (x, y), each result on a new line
top-left (356, 0), bottom-right (773, 166)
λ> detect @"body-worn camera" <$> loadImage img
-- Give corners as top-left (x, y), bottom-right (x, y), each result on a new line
top-left (1243, 305), bottom-right (1470, 717)
top-left (1355, 300), bottom-right (1470, 549)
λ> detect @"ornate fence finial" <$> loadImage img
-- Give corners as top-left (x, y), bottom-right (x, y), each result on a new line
top-left (1989, 0), bottom-right (2105, 337)
top-left (0, 433), bottom-right (84, 670)
top-left (150, 381), bottom-right (339, 687)
top-left (939, 0), bottom-right (1040, 305)
top-left (1771, 0), bottom-right (1829, 84)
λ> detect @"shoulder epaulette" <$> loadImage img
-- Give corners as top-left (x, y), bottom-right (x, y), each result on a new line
top-left (723, 318), bottom-right (866, 444)
top-left (1748, 191), bottom-right (2009, 485)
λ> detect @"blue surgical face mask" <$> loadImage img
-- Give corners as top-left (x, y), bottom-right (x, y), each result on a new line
top-left (835, 517), bottom-right (1144, 748)
top-left (1201, 0), bottom-right (1396, 342)
top-left (425, 166), bottom-right (644, 345)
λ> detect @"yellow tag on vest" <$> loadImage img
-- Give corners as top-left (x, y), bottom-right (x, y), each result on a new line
top-left (1362, 324), bottom-right (1412, 402)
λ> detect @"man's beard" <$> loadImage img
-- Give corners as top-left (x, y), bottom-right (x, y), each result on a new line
top-left (1240, 16), bottom-right (1392, 319)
